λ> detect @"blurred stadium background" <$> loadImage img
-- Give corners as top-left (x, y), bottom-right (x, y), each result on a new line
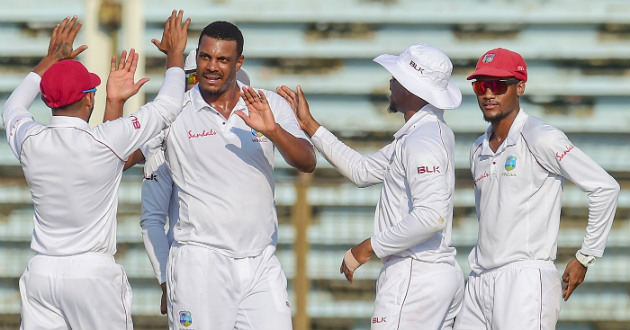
top-left (0, 0), bottom-right (629, 329)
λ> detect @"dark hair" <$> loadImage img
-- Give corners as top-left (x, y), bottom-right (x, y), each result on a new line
top-left (198, 21), bottom-right (244, 57)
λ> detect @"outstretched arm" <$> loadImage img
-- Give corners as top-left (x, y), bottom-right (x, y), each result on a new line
top-left (151, 9), bottom-right (190, 70)
top-left (276, 85), bottom-right (321, 137)
top-left (103, 49), bottom-right (151, 122)
top-left (33, 16), bottom-right (87, 77)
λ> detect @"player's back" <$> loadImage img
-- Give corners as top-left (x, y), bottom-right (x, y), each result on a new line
top-left (20, 117), bottom-right (124, 256)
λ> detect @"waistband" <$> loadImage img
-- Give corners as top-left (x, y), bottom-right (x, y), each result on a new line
top-left (480, 259), bottom-right (556, 275)
top-left (34, 252), bottom-right (115, 262)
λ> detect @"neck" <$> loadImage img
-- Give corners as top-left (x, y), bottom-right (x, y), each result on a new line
top-left (201, 83), bottom-right (241, 117)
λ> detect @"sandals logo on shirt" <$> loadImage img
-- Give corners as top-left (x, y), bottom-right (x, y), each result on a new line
top-left (505, 155), bottom-right (517, 171)
top-left (179, 311), bottom-right (192, 327)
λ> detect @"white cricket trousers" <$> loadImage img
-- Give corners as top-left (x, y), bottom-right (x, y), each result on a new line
top-left (166, 243), bottom-right (293, 330)
top-left (371, 256), bottom-right (465, 330)
top-left (19, 253), bottom-right (133, 330)
top-left (454, 260), bottom-right (562, 330)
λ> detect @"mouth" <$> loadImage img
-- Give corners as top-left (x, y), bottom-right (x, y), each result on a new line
top-left (482, 102), bottom-right (498, 111)
top-left (202, 73), bottom-right (222, 84)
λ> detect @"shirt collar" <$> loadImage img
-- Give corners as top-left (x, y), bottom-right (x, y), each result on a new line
top-left (481, 109), bottom-right (529, 153)
top-left (190, 81), bottom-right (248, 114)
top-left (47, 115), bottom-right (91, 129)
top-left (393, 104), bottom-right (444, 140)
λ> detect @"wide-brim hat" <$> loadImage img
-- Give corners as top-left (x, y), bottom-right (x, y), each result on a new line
top-left (374, 44), bottom-right (461, 110)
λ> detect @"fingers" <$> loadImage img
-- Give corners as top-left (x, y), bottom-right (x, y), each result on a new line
top-left (340, 260), bottom-right (354, 283)
top-left (134, 78), bottom-right (151, 92)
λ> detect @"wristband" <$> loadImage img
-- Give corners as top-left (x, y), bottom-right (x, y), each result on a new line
top-left (575, 251), bottom-right (596, 267)
top-left (343, 249), bottom-right (361, 272)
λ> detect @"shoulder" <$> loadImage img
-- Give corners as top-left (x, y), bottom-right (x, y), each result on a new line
top-left (521, 116), bottom-right (568, 151)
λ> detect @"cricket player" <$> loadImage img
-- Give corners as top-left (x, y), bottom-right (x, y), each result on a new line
top-left (139, 48), bottom-right (252, 316)
top-left (453, 48), bottom-right (620, 330)
top-left (159, 21), bottom-right (316, 330)
top-left (278, 43), bottom-right (465, 330)
top-left (2, 11), bottom-right (190, 330)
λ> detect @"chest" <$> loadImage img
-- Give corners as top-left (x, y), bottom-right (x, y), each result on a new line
top-left (167, 108), bottom-right (274, 161)
top-left (472, 140), bottom-right (546, 191)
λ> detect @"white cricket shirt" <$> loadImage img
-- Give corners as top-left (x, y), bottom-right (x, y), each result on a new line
top-left (164, 83), bottom-right (308, 258)
top-left (311, 106), bottom-right (458, 264)
top-left (2, 68), bottom-right (185, 256)
top-left (468, 110), bottom-right (620, 274)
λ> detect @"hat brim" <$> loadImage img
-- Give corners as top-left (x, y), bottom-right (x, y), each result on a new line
top-left (374, 54), bottom-right (462, 110)
top-left (89, 73), bottom-right (101, 89)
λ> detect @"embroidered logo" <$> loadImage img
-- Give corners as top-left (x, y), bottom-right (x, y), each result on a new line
top-left (179, 311), bottom-right (192, 327)
top-left (475, 171), bottom-right (489, 184)
top-left (504, 156), bottom-right (517, 171)
top-left (482, 54), bottom-right (495, 63)
top-left (417, 166), bottom-right (440, 174)
top-left (556, 145), bottom-right (574, 162)
top-left (409, 60), bottom-right (424, 74)
top-left (131, 115), bottom-right (141, 129)
top-left (143, 173), bottom-right (158, 181)
top-left (373, 316), bottom-right (387, 324)
top-left (188, 129), bottom-right (216, 139)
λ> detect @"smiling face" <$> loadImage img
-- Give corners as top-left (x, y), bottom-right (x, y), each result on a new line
top-left (196, 35), bottom-right (243, 100)
top-left (474, 76), bottom-right (525, 124)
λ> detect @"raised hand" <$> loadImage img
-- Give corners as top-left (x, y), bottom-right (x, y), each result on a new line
top-left (34, 16), bottom-right (88, 75)
top-left (236, 86), bottom-right (279, 138)
top-left (106, 49), bottom-right (150, 103)
top-left (276, 85), bottom-right (320, 137)
top-left (151, 10), bottom-right (190, 69)
top-left (103, 49), bottom-right (151, 121)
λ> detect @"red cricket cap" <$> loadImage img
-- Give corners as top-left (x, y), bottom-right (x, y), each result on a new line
top-left (467, 48), bottom-right (527, 82)
top-left (40, 59), bottom-right (101, 108)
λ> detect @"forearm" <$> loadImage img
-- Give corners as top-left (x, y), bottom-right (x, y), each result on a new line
top-left (268, 124), bottom-right (316, 173)
top-left (103, 98), bottom-right (125, 122)
top-left (371, 207), bottom-right (445, 258)
top-left (32, 55), bottom-right (60, 77)
top-left (141, 224), bottom-right (170, 283)
top-left (311, 126), bottom-right (389, 187)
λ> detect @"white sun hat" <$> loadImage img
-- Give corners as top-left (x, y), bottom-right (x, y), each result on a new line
top-left (184, 49), bottom-right (197, 73)
top-left (373, 43), bottom-right (462, 110)
top-left (236, 68), bottom-right (250, 85)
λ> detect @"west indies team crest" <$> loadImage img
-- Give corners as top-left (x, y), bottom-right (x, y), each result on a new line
top-left (482, 53), bottom-right (495, 63)
top-left (179, 311), bottom-right (192, 327)
top-left (251, 128), bottom-right (264, 138)
top-left (505, 155), bottom-right (517, 171)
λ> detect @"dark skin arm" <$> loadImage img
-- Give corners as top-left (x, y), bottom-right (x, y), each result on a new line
top-left (561, 258), bottom-right (587, 301)
top-left (276, 85), bottom-right (321, 137)
top-left (340, 238), bottom-right (373, 283)
top-left (236, 86), bottom-right (316, 173)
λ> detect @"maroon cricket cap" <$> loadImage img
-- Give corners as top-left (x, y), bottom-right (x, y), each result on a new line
top-left (467, 48), bottom-right (527, 82)
top-left (40, 59), bottom-right (101, 108)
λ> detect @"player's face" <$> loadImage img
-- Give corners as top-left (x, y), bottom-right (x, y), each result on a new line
top-left (196, 36), bottom-right (243, 97)
top-left (387, 77), bottom-right (406, 113)
top-left (474, 76), bottom-right (524, 123)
